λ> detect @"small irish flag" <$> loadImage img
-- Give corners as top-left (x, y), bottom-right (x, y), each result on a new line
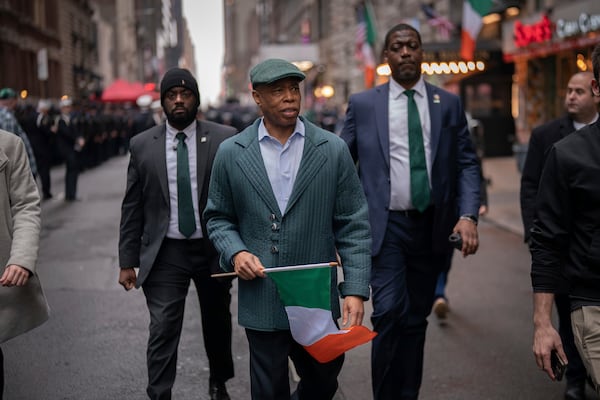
top-left (461, 0), bottom-right (493, 61)
top-left (269, 263), bottom-right (377, 363)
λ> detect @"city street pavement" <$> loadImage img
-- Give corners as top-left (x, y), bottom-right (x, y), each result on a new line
top-left (480, 156), bottom-right (525, 237)
top-left (3, 154), bottom-right (598, 399)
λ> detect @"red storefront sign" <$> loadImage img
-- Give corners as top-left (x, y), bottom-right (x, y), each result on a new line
top-left (514, 14), bottom-right (553, 48)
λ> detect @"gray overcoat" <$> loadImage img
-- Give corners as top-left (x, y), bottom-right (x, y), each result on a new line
top-left (0, 129), bottom-right (49, 343)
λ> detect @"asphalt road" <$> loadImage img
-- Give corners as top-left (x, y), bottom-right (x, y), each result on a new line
top-left (3, 154), bottom-right (597, 400)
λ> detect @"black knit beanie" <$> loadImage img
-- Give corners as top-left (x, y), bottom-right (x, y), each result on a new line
top-left (160, 67), bottom-right (200, 108)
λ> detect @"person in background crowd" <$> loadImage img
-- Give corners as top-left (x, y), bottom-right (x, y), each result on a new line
top-left (20, 100), bottom-right (55, 200)
top-left (54, 98), bottom-right (85, 201)
top-left (525, 71), bottom-right (599, 400)
top-left (151, 100), bottom-right (164, 126)
top-left (0, 88), bottom-right (37, 178)
top-left (204, 58), bottom-right (372, 400)
top-left (0, 129), bottom-right (49, 400)
top-left (118, 67), bottom-right (236, 400)
top-left (340, 23), bottom-right (480, 400)
top-left (131, 94), bottom-right (156, 137)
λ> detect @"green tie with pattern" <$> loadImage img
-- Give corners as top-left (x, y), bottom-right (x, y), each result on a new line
top-left (176, 132), bottom-right (196, 237)
top-left (404, 90), bottom-right (430, 212)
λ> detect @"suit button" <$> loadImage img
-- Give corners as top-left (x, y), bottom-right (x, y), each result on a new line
top-left (271, 246), bottom-right (278, 254)
top-left (269, 213), bottom-right (277, 221)
top-left (271, 223), bottom-right (278, 231)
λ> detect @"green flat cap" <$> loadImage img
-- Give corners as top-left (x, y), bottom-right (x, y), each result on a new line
top-left (0, 88), bottom-right (17, 99)
top-left (250, 58), bottom-right (305, 88)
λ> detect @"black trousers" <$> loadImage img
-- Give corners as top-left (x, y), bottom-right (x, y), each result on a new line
top-left (64, 150), bottom-right (79, 200)
top-left (142, 238), bottom-right (234, 400)
top-left (35, 154), bottom-right (52, 197)
top-left (370, 209), bottom-right (443, 400)
top-left (245, 328), bottom-right (344, 400)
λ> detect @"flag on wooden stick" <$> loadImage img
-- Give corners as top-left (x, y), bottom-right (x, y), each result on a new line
top-left (269, 263), bottom-right (377, 363)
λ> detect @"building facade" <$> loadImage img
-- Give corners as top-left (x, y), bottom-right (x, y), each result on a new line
top-left (502, 0), bottom-right (600, 144)
top-left (223, 0), bottom-right (520, 155)
top-left (0, 0), bottom-right (194, 103)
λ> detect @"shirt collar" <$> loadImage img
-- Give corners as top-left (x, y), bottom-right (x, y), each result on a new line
top-left (390, 76), bottom-right (426, 100)
top-left (167, 120), bottom-right (197, 141)
top-left (258, 117), bottom-right (305, 142)
top-left (573, 113), bottom-right (599, 130)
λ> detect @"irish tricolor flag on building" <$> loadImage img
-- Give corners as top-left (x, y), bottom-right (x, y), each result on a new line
top-left (269, 263), bottom-right (377, 363)
top-left (461, 0), bottom-right (493, 61)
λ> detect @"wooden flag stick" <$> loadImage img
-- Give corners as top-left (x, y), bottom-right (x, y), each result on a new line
top-left (211, 261), bottom-right (339, 278)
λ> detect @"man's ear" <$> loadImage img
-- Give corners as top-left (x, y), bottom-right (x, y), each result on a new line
top-left (251, 89), bottom-right (261, 106)
top-left (592, 79), bottom-right (600, 97)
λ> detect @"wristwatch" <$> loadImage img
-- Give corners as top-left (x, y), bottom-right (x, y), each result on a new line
top-left (460, 214), bottom-right (478, 225)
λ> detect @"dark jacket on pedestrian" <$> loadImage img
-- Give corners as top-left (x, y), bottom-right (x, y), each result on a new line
top-left (530, 121), bottom-right (600, 308)
top-left (520, 115), bottom-right (574, 242)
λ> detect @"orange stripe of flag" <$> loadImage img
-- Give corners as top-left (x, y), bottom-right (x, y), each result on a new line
top-left (304, 325), bottom-right (378, 363)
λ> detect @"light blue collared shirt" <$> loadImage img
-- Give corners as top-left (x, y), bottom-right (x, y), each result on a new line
top-left (165, 120), bottom-right (203, 239)
top-left (258, 118), bottom-right (305, 215)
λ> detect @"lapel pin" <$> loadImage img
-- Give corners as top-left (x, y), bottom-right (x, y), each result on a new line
top-left (200, 136), bottom-right (207, 143)
top-left (433, 94), bottom-right (440, 103)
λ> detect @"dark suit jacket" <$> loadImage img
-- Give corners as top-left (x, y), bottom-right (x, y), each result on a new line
top-left (55, 113), bottom-right (81, 157)
top-left (341, 81), bottom-right (480, 255)
top-left (118, 120), bottom-right (237, 288)
top-left (520, 115), bottom-right (574, 242)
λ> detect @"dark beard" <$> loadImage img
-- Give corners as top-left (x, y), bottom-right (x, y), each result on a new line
top-left (165, 108), bottom-right (196, 129)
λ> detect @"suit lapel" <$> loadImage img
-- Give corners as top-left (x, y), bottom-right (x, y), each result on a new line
top-left (560, 116), bottom-right (575, 138)
top-left (235, 129), bottom-right (281, 216)
top-left (426, 83), bottom-right (442, 162)
top-left (195, 121), bottom-right (210, 198)
top-left (375, 84), bottom-right (391, 168)
top-left (150, 125), bottom-right (169, 205)
top-left (285, 125), bottom-right (327, 214)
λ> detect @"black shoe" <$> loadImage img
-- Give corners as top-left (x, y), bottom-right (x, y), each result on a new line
top-left (209, 380), bottom-right (230, 400)
top-left (43, 193), bottom-right (53, 200)
top-left (564, 381), bottom-right (586, 400)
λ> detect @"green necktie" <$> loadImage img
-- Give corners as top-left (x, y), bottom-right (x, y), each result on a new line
top-left (404, 90), bottom-right (430, 212)
top-left (176, 132), bottom-right (196, 237)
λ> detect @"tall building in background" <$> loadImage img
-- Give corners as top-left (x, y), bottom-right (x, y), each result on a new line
top-left (0, 0), bottom-right (97, 100)
top-left (0, 0), bottom-right (195, 103)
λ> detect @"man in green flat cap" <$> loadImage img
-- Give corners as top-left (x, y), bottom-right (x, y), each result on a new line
top-left (204, 58), bottom-right (373, 399)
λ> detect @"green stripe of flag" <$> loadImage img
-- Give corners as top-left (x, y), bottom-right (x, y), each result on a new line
top-left (468, 0), bottom-right (492, 18)
top-left (269, 267), bottom-right (331, 310)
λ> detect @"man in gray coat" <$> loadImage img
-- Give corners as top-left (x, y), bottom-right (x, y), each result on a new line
top-left (0, 129), bottom-right (49, 399)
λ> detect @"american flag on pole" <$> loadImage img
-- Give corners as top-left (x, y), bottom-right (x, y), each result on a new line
top-left (421, 3), bottom-right (455, 40)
